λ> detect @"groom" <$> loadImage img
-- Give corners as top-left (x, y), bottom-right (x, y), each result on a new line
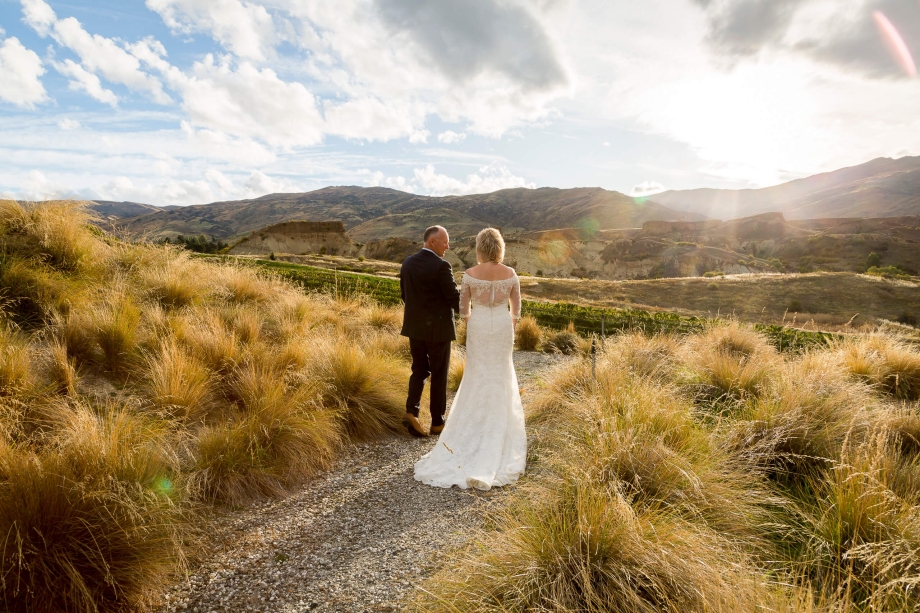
top-left (399, 225), bottom-right (461, 438)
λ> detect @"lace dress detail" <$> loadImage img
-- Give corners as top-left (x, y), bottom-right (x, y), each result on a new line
top-left (414, 271), bottom-right (526, 490)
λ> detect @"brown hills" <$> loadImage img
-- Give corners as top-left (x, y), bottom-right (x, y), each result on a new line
top-left (651, 155), bottom-right (920, 220)
top-left (118, 186), bottom-right (702, 241)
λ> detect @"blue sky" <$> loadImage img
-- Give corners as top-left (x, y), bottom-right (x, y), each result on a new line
top-left (0, 0), bottom-right (918, 206)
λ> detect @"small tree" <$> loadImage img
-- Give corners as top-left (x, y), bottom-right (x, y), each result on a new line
top-left (867, 252), bottom-right (881, 268)
top-left (269, 252), bottom-right (276, 261)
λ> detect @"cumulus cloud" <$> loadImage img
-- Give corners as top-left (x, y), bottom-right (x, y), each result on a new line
top-left (22, 0), bottom-right (172, 102)
top-left (146, 0), bottom-right (276, 61)
top-left (368, 163), bottom-right (534, 196)
top-left (693, 0), bottom-right (920, 79)
top-left (630, 181), bottom-right (667, 197)
top-left (437, 130), bottom-right (466, 144)
top-left (95, 168), bottom-right (301, 205)
top-left (53, 59), bottom-right (119, 106)
top-left (169, 55), bottom-right (324, 147)
top-left (0, 36), bottom-right (47, 108)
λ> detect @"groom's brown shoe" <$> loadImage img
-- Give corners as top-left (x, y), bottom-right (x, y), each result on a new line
top-left (403, 413), bottom-right (428, 437)
top-left (429, 424), bottom-right (445, 436)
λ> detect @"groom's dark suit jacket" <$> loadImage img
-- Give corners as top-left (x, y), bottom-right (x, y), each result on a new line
top-left (400, 249), bottom-right (461, 342)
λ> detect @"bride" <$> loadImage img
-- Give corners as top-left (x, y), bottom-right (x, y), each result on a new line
top-left (414, 228), bottom-right (527, 491)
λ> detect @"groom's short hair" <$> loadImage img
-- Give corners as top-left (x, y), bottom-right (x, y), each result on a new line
top-left (423, 225), bottom-right (445, 243)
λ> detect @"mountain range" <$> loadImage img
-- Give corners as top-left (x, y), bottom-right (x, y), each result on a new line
top-left (95, 155), bottom-right (920, 241)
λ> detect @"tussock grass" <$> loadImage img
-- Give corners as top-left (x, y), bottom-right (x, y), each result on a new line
top-left (189, 402), bottom-right (340, 505)
top-left (428, 323), bottom-right (920, 612)
top-left (0, 200), bottom-right (414, 610)
top-left (683, 323), bottom-right (779, 404)
top-left (144, 340), bottom-right (211, 420)
top-left (448, 351), bottom-right (465, 393)
top-left (361, 303), bottom-right (402, 332)
top-left (93, 291), bottom-right (142, 372)
top-left (838, 336), bottom-right (920, 400)
top-left (542, 328), bottom-right (580, 355)
top-left (45, 339), bottom-right (78, 396)
top-left (0, 325), bottom-right (32, 396)
top-left (311, 338), bottom-right (407, 440)
top-left (415, 478), bottom-right (761, 612)
top-left (0, 403), bottom-right (185, 613)
top-left (0, 199), bottom-right (101, 272)
top-left (142, 251), bottom-right (207, 309)
top-left (514, 315), bottom-right (541, 350)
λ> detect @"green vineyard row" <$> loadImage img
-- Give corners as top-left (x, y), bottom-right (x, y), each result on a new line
top-left (237, 258), bottom-right (835, 353)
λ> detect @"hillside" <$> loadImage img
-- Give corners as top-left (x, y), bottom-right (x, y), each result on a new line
top-left (89, 200), bottom-right (160, 221)
top-left (119, 186), bottom-right (702, 241)
top-left (519, 272), bottom-right (920, 328)
top-left (652, 155), bottom-right (920, 220)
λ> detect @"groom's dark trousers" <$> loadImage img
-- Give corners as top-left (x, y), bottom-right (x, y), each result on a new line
top-left (400, 249), bottom-right (461, 428)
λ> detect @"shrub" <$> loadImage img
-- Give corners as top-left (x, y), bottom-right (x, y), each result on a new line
top-left (896, 312), bottom-right (918, 327)
top-left (867, 251), bottom-right (881, 268)
top-left (0, 405), bottom-right (186, 613)
top-left (702, 271), bottom-right (724, 277)
top-left (707, 282), bottom-right (718, 290)
top-left (606, 332), bottom-right (680, 380)
top-left (514, 315), bottom-right (541, 350)
top-left (788, 299), bottom-right (803, 312)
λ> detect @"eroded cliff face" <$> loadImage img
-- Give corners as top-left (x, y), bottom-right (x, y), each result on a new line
top-left (227, 212), bottom-right (920, 280)
top-left (230, 221), bottom-right (358, 256)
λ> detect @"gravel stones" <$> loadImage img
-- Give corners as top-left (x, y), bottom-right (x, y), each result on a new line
top-left (158, 351), bottom-right (568, 613)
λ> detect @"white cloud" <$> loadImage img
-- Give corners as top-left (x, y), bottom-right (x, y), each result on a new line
top-left (53, 59), bottom-right (119, 106)
top-left (169, 55), bottom-right (324, 147)
top-left (0, 37), bottom-right (47, 108)
top-left (368, 163), bottom-right (534, 196)
top-left (630, 181), bottom-right (666, 198)
top-left (437, 130), bottom-right (466, 144)
top-left (603, 141), bottom-right (610, 147)
top-left (11, 169), bottom-right (70, 200)
top-left (57, 118), bottom-right (81, 130)
top-left (23, 0), bottom-right (171, 104)
top-left (146, 0), bottom-right (276, 61)
top-left (323, 97), bottom-right (426, 142)
top-left (94, 168), bottom-right (301, 205)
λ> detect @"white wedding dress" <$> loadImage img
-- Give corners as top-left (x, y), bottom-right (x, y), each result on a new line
top-left (414, 271), bottom-right (527, 490)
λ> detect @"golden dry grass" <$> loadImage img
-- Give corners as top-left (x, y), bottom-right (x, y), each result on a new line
top-left (0, 200), bottom-right (412, 610)
top-left (418, 325), bottom-right (920, 613)
top-left (514, 315), bottom-right (542, 350)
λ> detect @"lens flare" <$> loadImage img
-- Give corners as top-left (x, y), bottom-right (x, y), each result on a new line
top-left (873, 10), bottom-right (917, 77)
top-left (537, 232), bottom-right (572, 266)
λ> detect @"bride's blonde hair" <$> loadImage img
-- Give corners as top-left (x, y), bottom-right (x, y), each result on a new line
top-left (476, 228), bottom-right (504, 264)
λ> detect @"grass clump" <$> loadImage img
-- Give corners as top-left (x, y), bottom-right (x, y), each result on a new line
top-left (838, 335), bottom-right (920, 400)
top-left (514, 315), bottom-right (542, 350)
top-left (311, 338), bottom-right (407, 440)
top-left (0, 404), bottom-right (185, 613)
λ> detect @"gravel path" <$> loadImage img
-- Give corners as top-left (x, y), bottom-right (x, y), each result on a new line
top-left (159, 351), bottom-right (569, 613)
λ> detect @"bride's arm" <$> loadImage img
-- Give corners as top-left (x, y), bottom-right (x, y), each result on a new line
top-left (510, 274), bottom-right (521, 327)
top-left (459, 276), bottom-right (471, 321)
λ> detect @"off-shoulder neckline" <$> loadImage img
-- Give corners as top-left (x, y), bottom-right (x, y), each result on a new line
top-left (463, 270), bottom-right (517, 282)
